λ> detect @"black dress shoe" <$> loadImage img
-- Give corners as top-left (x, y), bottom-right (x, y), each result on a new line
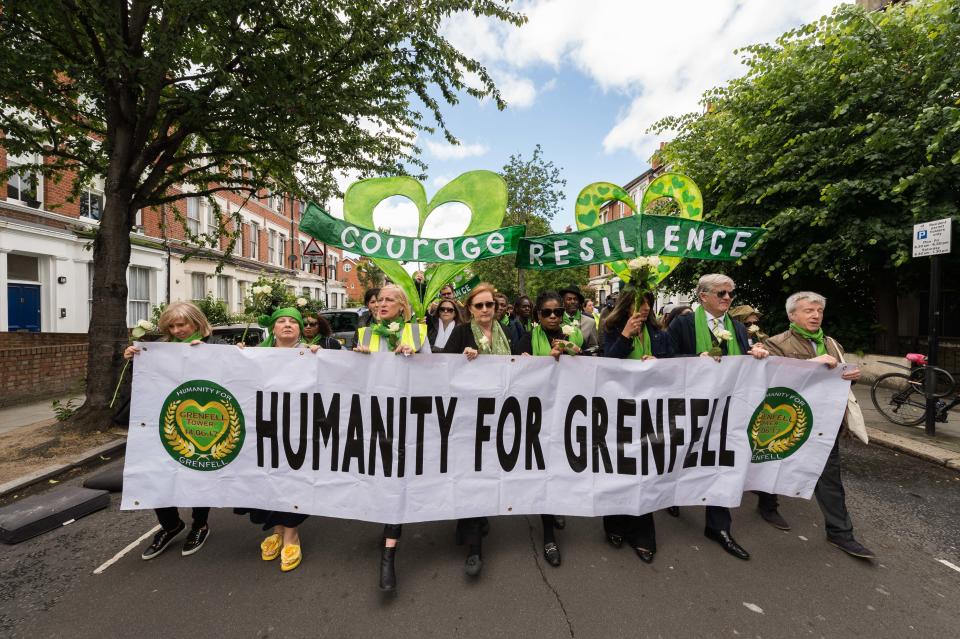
top-left (606, 533), bottom-right (623, 549)
top-left (379, 546), bottom-right (397, 592)
top-left (632, 546), bottom-right (654, 564)
top-left (829, 538), bottom-right (876, 559)
top-left (758, 508), bottom-right (791, 531)
top-left (543, 542), bottom-right (561, 567)
top-left (465, 554), bottom-right (482, 576)
top-left (704, 528), bottom-right (750, 560)
top-left (666, 506), bottom-right (680, 517)
top-left (553, 516), bottom-right (566, 530)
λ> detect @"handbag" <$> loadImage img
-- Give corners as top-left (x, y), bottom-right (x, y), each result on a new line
top-left (828, 337), bottom-right (868, 444)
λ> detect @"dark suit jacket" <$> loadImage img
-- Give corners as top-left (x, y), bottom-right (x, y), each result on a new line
top-left (602, 323), bottom-right (674, 359)
top-left (443, 322), bottom-right (518, 355)
top-left (667, 311), bottom-right (750, 356)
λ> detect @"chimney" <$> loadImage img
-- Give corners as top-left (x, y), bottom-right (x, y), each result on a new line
top-left (650, 141), bottom-right (666, 170)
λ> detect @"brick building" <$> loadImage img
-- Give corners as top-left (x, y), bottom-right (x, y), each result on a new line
top-left (0, 149), bottom-right (347, 333)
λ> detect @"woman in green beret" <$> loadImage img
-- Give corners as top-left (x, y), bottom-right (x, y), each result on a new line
top-left (235, 307), bottom-right (320, 573)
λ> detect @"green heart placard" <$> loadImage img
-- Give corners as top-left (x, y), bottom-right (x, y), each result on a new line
top-left (343, 171), bottom-right (507, 317)
top-left (753, 403), bottom-right (798, 448)
top-left (574, 172), bottom-right (704, 285)
top-left (176, 399), bottom-right (230, 452)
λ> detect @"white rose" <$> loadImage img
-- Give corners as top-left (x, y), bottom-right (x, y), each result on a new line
top-left (561, 324), bottom-right (575, 336)
top-left (719, 329), bottom-right (733, 341)
top-left (628, 257), bottom-right (645, 270)
top-left (478, 335), bottom-right (489, 347)
top-left (647, 256), bottom-right (661, 267)
top-left (136, 319), bottom-right (155, 331)
top-left (387, 321), bottom-right (400, 332)
top-left (296, 297), bottom-right (307, 307)
top-left (748, 324), bottom-right (760, 334)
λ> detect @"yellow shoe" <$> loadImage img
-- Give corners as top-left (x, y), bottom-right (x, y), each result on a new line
top-left (280, 544), bottom-right (302, 572)
top-left (260, 533), bottom-right (282, 561)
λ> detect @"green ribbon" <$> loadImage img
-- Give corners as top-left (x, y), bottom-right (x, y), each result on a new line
top-left (372, 318), bottom-right (405, 351)
top-left (172, 332), bottom-right (202, 343)
top-left (790, 323), bottom-right (827, 356)
top-left (694, 306), bottom-right (742, 356)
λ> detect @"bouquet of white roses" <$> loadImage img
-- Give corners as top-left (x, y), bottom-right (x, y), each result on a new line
top-left (625, 256), bottom-right (661, 312)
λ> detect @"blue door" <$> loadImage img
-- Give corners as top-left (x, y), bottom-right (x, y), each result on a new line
top-left (8, 284), bottom-right (41, 332)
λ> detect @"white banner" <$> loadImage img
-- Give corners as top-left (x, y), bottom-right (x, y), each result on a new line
top-left (121, 343), bottom-right (850, 523)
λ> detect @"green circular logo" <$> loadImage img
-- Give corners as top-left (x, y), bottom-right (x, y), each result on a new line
top-left (159, 380), bottom-right (245, 471)
top-left (748, 387), bottom-right (813, 463)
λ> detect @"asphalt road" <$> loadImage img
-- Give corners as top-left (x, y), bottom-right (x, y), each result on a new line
top-left (1, 440), bottom-right (958, 639)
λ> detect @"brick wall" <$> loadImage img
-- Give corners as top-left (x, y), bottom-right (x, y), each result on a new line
top-left (0, 332), bottom-right (87, 348)
top-left (0, 342), bottom-right (87, 407)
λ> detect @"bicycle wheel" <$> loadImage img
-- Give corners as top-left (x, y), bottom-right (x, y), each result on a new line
top-left (871, 372), bottom-right (926, 426)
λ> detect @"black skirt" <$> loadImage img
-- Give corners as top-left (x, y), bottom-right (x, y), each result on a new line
top-left (234, 508), bottom-right (308, 530)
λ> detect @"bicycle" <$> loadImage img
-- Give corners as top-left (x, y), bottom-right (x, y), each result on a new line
top-left (870, 353), bottom-right (959, 426)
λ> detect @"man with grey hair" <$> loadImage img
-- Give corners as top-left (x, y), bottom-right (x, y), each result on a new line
top-left (761, 291), bottom-right (875, 559)
top-left (668, 273), bottom-right (769, 561)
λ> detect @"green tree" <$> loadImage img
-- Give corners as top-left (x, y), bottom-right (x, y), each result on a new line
top-left (356, 258), bottom-right (386, 292)
top-left (0, 0), bottom-right (523, 430)
top-left (651, 0), bottom-right (960, 352)
top-left (472, 144), bottom-right (586, 299)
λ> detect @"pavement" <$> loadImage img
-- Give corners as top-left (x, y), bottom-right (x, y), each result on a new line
top-left (0, 395), bottom-right (84, 435)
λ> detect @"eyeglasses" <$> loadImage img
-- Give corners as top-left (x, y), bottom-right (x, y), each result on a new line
top-left (713, 290), bottom-right (736, 299)
top-left (304, 320), bottom-right (319, 326)
top-left (438, 307), bottom-right (456, 314)
top-left (539, 308), bottom-right (564, 318)
top-left (472, 301), bottom-right (496, 310)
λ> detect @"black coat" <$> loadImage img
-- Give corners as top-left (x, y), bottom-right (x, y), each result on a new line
top-left (667, 311), bottom-right (750, 356)
top-left (442, 322), bottom-right (517, 355)
top-left (602, 322), bottom-right (674, 359)
top-left (508, 316), bottom-right (533, 352)
top-left (516, 326), bottom-right (565, 355)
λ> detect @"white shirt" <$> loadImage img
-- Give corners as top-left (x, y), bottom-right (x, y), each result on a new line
top-left (705, 310), bottom-right (726, 332)
top-left (433, 320), bottom-right (456, 350)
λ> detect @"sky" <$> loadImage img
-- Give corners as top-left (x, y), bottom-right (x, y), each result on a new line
top-left (330, 0), bottom-right (847, 246)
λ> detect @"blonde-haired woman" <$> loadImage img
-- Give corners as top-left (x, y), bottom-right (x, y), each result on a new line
top-left (123, 301), bottom-right (212, 560)
top-left (353, 283), bottom-right (430, 592)
top-left (442, 282), bottom-right (512, 578)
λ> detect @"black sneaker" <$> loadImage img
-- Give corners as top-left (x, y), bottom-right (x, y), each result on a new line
top-left (141, 521), bottom-right (185, 560)
top-left (181, 525), bottom-right (210, 556)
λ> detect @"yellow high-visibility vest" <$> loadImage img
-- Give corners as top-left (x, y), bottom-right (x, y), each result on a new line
top-left (357, 322), bottom-right (427, 352)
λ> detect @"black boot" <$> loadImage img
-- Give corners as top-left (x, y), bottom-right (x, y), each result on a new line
top-left (380, 546), bottom-right (397, 592)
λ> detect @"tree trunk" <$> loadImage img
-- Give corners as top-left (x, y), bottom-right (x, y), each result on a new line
top-left (68, 188), bottom-right (134, 432)
top-left (517, 268), bottom-right (527, 296)
top-left (872, 270), bottom-right (900, 355)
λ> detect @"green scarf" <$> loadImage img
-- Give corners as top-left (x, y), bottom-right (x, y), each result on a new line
top-left (171, 332), bottom-right (202, 343)
top-left (790, 323), bottom-right (827, 356)
top-left (628, 325), bottom-right (652, 360)
top-left (563, 310), bottom-right (582, 326)
top-left (372, 318), bottom-right (405, 350)
top-left (531, 324), bottom-right (582, 356)
top-left (499, 315), bottom-right (510, 328)
top-left (694, 306), bottom-right (742, 356)
top-left (470, 320), bottom-right (511, 355)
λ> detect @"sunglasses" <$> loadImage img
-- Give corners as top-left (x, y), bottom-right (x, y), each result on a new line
top-left (744, 321), bottom-right (759, 327)
top-left (472, 301), bottom-right (496, 310)
top-left (438, 307), bottom-right (456, 313)
top-left (713, 290), bottom-right (736, 299)
top-left (304, 320), bottom-right (319, 326)
top-left (539, 308), bottom-right (564, 318)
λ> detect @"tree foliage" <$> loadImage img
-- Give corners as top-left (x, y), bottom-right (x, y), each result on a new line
top-left (471, 144), bottom-right (587, 299)
top-left (651, 0), bottom-right (960, 350)
top-left (0, 0), bottom-right (524, 429)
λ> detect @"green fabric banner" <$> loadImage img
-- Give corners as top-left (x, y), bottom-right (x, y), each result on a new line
top-left (300, 203), bottom-right (525, 264)
top-left (452, 275), bottom-right (480, 298)
top-left (516, 215), bottom-right (767, 270)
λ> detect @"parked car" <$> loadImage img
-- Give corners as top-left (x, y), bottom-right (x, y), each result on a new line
top-left (321, 308), bottom-right (367, 348)
top-left (209, 323), bottom-right (268, 346)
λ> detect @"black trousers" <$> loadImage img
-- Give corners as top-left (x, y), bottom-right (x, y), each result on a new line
top-left (234, 508), bottom-right (307, 530)
top-left (705, 506), bottom-right (731, 533)
top-left (603, 514), bottom-right (656, 552)
top-left (384, 524), bottom-right (402, 540)
top-left (756, 437), bottom-right (854, 541)
top-left (155, 507), bottom-right (209, 532)
top-left (455, 517), bottom-right (489, 547)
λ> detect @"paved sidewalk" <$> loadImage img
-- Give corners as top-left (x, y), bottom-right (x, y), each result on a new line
top-left (853, 384), bottom-right (960, 469)
top-left (0, 395), bottom-right (84, 435)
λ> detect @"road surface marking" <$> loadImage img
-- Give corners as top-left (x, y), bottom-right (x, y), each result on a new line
top-left (936, 559), bottom-right (960, 574)
top-left (742, 602), bottom-right (764, 614)
top-left (93, 525), bottom-right (161, 575)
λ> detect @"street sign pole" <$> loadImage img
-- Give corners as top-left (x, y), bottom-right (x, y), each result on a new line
top-left (913, 217), bottom-right (952, 437)
top-left (925, 254), bottom-right (941, 436)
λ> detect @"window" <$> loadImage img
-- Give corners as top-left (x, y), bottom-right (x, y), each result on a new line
top-left (128, 266), bottom-right (151, 326)
top-left (186, 197), bottom-right (200, 234)
top-left (6, 151), bottom-right (41, 207)
top-left (299, 240), bottom-right (307, 271)
top-left (191, 273), bottom-right (206, 300)
top-left (343, 262), bottom-right (352, 273)
top-left (268, 230), bottom-right (277, 265)
top-left (207, 201), bottom-right (220, 231)
top-left (8, 254), bottom-right (39, 281)
top-left (88, 262), bottom-right (94, 326)
top-left (79, 178), bottom-right (104, 221)
top-left (327, 255), bottom-right (338, 281)
top-left (279, 235), bottom-right (287, 267)
top-left (314, 287), bottom-right (322, 301)
top-left (237, 280), bottom-right (248, 311)
top-left (217, 275), bottom-right (231, 306)
top-left (248, 222), bottom-right (259, 259)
